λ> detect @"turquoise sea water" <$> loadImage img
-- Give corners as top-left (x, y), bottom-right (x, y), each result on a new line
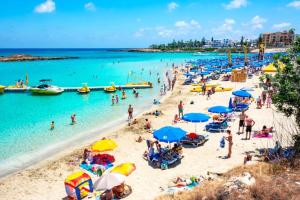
top-left (0, 49), bottom-right (226, 176)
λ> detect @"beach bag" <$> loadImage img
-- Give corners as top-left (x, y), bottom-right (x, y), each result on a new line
top-left (220, 137), bottom-right (225, 148)
top-left (161, 161), bottom-right (168, 170)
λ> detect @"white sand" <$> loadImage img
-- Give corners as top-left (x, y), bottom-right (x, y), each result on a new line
top-left (0, 73), bottom-right (292, 200)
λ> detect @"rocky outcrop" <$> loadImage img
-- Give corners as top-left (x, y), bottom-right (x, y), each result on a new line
top-left (0, 54), bottom-right (79, 62)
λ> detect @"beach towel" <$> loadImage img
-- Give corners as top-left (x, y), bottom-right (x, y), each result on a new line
top-left (220, 137), bottom-right (225, 148)
top-left (253, 133), bottom-right (273, 138)
top-left (80, 163), bottom-right (113, 176)
top-left (167, 180), bottom-right (200, 194)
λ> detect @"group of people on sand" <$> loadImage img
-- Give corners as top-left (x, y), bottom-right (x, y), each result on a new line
top-left (50, 113), bottom-right (76, 130)
top-left (256, 90), bottom-right (273, 109)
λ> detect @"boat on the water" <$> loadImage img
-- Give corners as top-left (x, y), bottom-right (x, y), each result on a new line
top-left (0, 85), bottom-right (6, 94)
top-left (104, 83), bottom-right (117, 92)
top-left (77, 83), bottom-right (90, 94)
top-left (30, 79), bottom-right (64, 95)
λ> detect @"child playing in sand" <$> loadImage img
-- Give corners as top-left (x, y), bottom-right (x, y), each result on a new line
top-left (145, 119), bottom-right (151, 130)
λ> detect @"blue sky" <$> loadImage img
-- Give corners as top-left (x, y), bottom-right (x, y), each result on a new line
top-left (0, 0), bottom-right (299, 48)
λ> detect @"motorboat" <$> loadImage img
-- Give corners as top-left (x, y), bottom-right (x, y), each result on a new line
top-left (0, 85), bottom-right (6, 94)
top-left (77, 83), bottom-right (90, 94)
top-left (104, 83), bottom-right (117, 93)
top-left (30, 79), bottom-right (64, 95)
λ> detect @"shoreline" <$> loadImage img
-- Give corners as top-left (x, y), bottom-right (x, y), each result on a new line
top-left (0, 67), bottom-right (291, 200)
top-left (0, 75), bottom-right (172, 178)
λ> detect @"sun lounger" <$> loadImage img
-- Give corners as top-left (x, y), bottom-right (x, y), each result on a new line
top-left (180, 133), bottom-right (208, 146)
top-left (232, 103), bottom-right (249, 112)
top-left (205, 120), bottom-right (229, 132)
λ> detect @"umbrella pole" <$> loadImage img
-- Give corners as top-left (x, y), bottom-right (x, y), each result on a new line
top-left (195, 123), bottom-right (197, 133)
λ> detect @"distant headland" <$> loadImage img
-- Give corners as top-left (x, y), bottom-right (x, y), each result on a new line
top-left (0, 54), bottom-right (79, 62)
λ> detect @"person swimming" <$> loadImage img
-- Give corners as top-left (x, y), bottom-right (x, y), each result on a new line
top-left (50, 121), bottom-right (55, 130)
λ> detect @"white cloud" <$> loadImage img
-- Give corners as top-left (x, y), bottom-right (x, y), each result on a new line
top-left (174, 20), bottom-right (201, 29)
top-left (85, 2), bottom-right (96, 11)
top-left (168, 2), bottom-right (179, 12)
top-left (175, 21), bottom-right (189, 28)
top-left (287, 1), bottom-right (300, 8)
top-left (190, 20), bottom-right (201, 29)
top-left (251, 15), bottom-right (266, 29)
top-left (212, 18), bottom-right (236, 34)
top-left (157, 27), bottom-right (174, 37)
top-left (273, 22), bottom-right (292, 29)
top-left (34, 0), bottom-right (55, 13)
top-left (224, 0), bottom-right (248, 9)
top-left (134, 28), bottom-right (146, 37)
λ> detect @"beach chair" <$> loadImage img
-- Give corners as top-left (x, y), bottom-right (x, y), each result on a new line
top-left (205, 120), bottom-right (229, 133)
top-left (180, 133), bottom-right (208, 147)
top-left (232, 103), bottom-right (249, 112)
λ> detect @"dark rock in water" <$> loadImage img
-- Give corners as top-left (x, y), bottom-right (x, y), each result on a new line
top-left (0, 54), bottom-right (79, 62)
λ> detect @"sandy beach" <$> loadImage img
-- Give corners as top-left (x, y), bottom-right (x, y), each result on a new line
top-left (0, 69), bottom-right (291, 200)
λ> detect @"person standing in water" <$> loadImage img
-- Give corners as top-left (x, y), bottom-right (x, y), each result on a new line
top-left (128, 105), bottom-right (133, 124)
top-left (71, 114), bottom-right (76, 125)
top-left (115, 94), bottom-right (119, 104)
top-left (50, 121), bottom-right (55, 130)
top-left (225, 130), bottom-right (233, 158)
top-left (122, 90), bottom-right (126, 99)
top-left (112, 95), bottom-right (115, 105)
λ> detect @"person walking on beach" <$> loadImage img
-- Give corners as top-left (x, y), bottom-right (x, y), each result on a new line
top-left (50, 121), bottom-right (55, 130)
top-left (245, 116), bottom-right (255, 140)
top-left (178, 101), bottom-right (184, 118)
top-left (171, 75), bottom-right (176, 91)
top-left (163, 83), bottom-right (167, 94)
top-left (128, 104), bottom-right (133, 124)
top-left (225, 130), bottom-right (233, 158)
top-left (266, 94), bottom-right (272, 108)
top-left (115, 94), bottom-right (119, 104)
top-left (202, 83), bottom-right (206, 95)
top-left (261, 91), bottom-right (267, 106)
top-left (71, 114), bottom-right (76, 125)
top-left (238, 111), bottom-right (247, 134)
top-left (207, 89), bottom-right (212, 100)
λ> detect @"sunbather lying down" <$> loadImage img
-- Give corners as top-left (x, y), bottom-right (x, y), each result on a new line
top-left (170, 176), bottom-right (203, 187)
top-left (254, 125), bottom-right (274, 136)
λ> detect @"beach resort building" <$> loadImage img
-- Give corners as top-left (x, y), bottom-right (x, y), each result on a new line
top-left (262, 31), bottom-right (295, 47)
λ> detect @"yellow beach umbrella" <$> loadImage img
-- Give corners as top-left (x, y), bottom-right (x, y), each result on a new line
top-left (262, 61), bottom-right (285, 73)
top-left (91, 139), bottom-right (117, 152)
top-left (111, 163), bottom-right (136, 176)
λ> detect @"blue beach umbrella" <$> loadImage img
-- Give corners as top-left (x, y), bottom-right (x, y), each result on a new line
top-left (198, 71), bottom-right (210, 76)
top-left (184, 73), bottom-right (193, 77)
top-left (208, 106), bottom-right (232, 114)
top-left (232, 90), bottom-right (252, 98)
top-left (182, 113), bottom-right (211, 132)
top-left (222, 68), bottom-right (232, 73)
top-left (182, 113), bottom-right (210, 122)
top-left (153, 126), bottom-right (186, 143)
